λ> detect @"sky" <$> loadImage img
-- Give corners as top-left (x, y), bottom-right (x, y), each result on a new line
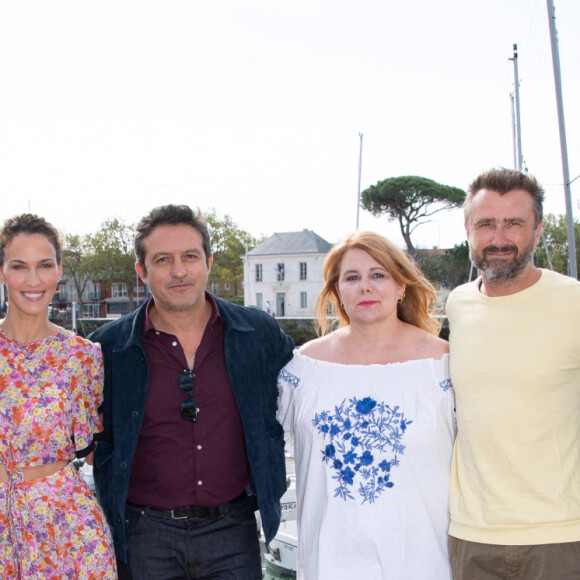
top-left (0, 0), bottom-right (578, 250)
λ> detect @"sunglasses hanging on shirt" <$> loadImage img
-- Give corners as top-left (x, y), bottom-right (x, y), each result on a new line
top-left (178, 370), bottom-right (198, 423)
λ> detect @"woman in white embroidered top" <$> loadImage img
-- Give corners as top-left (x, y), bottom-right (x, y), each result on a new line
top-left (277, 231), bottom-right (455, 580)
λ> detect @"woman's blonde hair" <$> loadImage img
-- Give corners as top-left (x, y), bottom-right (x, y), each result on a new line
top-left (314, 231), bottom-right (440, 336)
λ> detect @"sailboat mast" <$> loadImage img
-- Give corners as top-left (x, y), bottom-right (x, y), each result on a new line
top-left (546, 0), bottom-right (577, 279)
top-left (356, 132), bottom-right (364, 231)
top-left (511, 45), bottom-right (524, 172)
top-left (510, 93), bottom-right (517, 170)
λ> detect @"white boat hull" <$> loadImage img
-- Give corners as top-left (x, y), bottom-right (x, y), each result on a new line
top-left (264, 519), bottom-right (298, 577)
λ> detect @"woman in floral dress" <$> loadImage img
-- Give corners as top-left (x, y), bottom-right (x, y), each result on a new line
top-left (277, 232), bottom-right (455, 579)
top-left (0, 214), bottom-right (116, 579)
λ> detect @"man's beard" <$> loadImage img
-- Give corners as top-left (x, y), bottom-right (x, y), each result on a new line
top-left (471, 242), bottom-right (535, 281)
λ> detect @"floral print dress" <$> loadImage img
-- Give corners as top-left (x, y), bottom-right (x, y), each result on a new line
top-left (277, 352), bottom-right (456, 580)
top-left (0, 327), bottom-right (117, 579)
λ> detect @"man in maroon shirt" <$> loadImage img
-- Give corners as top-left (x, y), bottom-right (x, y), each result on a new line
top-left (91, 205), bottom-right (294, 579)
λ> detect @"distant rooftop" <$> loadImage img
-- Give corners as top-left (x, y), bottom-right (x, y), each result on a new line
top-left (248, 229), bottom-right (333, 256)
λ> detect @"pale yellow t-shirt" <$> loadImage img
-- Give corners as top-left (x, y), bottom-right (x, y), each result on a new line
top-left (447, 269), bottom-right (580, 545)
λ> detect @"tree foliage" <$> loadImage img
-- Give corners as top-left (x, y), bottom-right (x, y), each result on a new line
top-left (62, 234), bottom-right (100, 315)
top-left (361, 176), bottom-right (465, 252)
top-left (413, 242), bottom-right (471, 291)
top-left (535, 213), bottom-right (580, 276)
top-left (86, 219), bottom-right (138, 310)
top-left (441, 241), bottom-right (472, 288)
top-left (205, 210), bottom-right (264, 297)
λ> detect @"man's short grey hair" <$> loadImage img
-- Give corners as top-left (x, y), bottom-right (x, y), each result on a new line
top-left (464, 168), bottom-right (545, 229)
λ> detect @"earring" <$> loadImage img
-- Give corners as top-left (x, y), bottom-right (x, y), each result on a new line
top-left (398, 292), bottom-right (406, 303)
top-left (340, 302), bottom-right (345, 309)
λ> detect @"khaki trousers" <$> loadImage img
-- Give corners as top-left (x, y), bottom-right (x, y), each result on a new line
top-left (449, 536), bottom-right (580, 580)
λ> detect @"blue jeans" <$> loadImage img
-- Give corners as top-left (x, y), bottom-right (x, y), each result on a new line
top-left (120, 497), bottom-right (262, 579)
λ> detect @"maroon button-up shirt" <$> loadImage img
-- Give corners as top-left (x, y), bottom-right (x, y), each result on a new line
top-left (126, 294), bottom-right (251, 509)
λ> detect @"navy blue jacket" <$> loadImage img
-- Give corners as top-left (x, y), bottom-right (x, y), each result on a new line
top-left (89, 298), bottom-right (294, 562)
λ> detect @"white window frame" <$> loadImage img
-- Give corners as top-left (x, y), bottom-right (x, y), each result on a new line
top-left (83, 303), bottom-right (101, 318)
top-left (112, 283), bottom-right (128, 298)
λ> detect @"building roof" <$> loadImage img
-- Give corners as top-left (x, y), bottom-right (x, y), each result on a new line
top-left (248, 229), bottom-right (332, 256)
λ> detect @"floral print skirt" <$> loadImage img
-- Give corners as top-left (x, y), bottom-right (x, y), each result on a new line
top-left (0, 463), bottom-right (117, 579)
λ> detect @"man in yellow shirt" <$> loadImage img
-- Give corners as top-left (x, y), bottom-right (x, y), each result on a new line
top-left (447, 168), bottom-right (580, 579)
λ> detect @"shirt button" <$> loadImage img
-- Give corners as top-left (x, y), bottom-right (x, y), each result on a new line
top-left (197, 481), bottom-right (203, 486)
top-left (172, 341), bottom-right (178, 347)
top-left (155, 331), bottom-right (160, 335)
top-left (197, 445), bottom-right (202, 450)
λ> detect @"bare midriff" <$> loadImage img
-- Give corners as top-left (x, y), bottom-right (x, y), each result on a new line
top-left (0, 460), bottom-right (70, 483)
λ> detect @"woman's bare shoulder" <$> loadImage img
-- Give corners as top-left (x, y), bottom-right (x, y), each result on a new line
top-left (410, 326), bottom-right (449, 359)
top-left (299, 330), bottom-right (344, 360)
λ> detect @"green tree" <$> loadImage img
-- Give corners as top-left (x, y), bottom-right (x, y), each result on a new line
top-left (413, 242), bottom-right (471, 291)
top-left (361, 176), bottom-right (465, 252)
top-left (86, 219), bottom-right (138, 311)
top-left (412, 252), bottom-right (444, 289)
top-left (62, 233), bottom-right (100, 316)
top-left (205, 210), bottom-right (264, 298)
top-left (441, 241), bottom-right (472, 288)
top-left (535, 213), bottom-right (580, 276)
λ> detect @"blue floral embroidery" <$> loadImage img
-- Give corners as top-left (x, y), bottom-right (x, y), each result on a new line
top-left (279, 368), bottom-right (300, 388)
top-left (313, 396), bottom-right (412, 503)
top-left (439, 378), bottom-right (452, 392)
